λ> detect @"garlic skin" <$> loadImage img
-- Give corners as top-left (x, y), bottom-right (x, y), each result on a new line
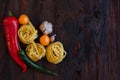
top-left (39, 21), bottom-right (53, 35)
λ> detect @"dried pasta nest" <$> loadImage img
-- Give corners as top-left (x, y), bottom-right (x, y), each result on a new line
top-left (26, 42), bottom-right (46, 62)
top-left (46, 41), bottom-right (67, 64)
top-left (18, 24), bottom-right (38, 44)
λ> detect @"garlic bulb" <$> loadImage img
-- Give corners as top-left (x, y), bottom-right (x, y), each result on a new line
top-left (39, 21), bottom-right (53, 35)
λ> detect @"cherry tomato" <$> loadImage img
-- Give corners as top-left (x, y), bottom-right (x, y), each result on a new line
top-left (18, 14), bottom-right (29, 25)
top-left (39, 34), bottom-right (50, 46)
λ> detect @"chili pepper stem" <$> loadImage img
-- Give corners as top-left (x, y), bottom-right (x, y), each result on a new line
top-left (8, 10), bottom-right (13, 16)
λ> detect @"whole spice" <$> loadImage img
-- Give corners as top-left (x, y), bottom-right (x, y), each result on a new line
top-left (50, 34), bottom-right (56, 42)
top-left (2, 11), bottom-right (27, 72)
top-left (19, 44), bottom-right (58, 76)
top-left (39, 21), bottom-right (53, 35)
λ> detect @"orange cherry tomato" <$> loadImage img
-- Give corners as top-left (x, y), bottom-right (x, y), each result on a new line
top-left (18, 14), bottom-right (29, 25)
top-left (39, 34), bottom-right (50, 46)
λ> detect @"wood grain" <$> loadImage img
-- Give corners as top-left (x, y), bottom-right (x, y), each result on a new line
top-left (0, 0), bottom-right (120, 80)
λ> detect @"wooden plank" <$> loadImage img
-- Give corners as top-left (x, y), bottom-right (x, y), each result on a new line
top-left (0, 0), bottom-right (120, 80)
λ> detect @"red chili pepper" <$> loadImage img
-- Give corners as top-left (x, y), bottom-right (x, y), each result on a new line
top-left (2, 11), bottom-right (27, 72)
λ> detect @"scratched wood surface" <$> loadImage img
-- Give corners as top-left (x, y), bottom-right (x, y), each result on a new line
top-left (0, 0), bottom-right (120, 80)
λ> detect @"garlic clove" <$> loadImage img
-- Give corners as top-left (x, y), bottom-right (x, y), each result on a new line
top-left (50, 34), bottom-right (56, 42)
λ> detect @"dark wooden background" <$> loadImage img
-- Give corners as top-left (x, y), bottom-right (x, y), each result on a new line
top-left (0, 0), bottom-right (120, 80)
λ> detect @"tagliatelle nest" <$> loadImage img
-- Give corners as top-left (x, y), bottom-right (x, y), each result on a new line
top-left (18, 24), bottom-right (38, 44)
top-left (26, 42), bottom-right (46, 62)
top-left (46, 41), bottom-right (67, 64)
